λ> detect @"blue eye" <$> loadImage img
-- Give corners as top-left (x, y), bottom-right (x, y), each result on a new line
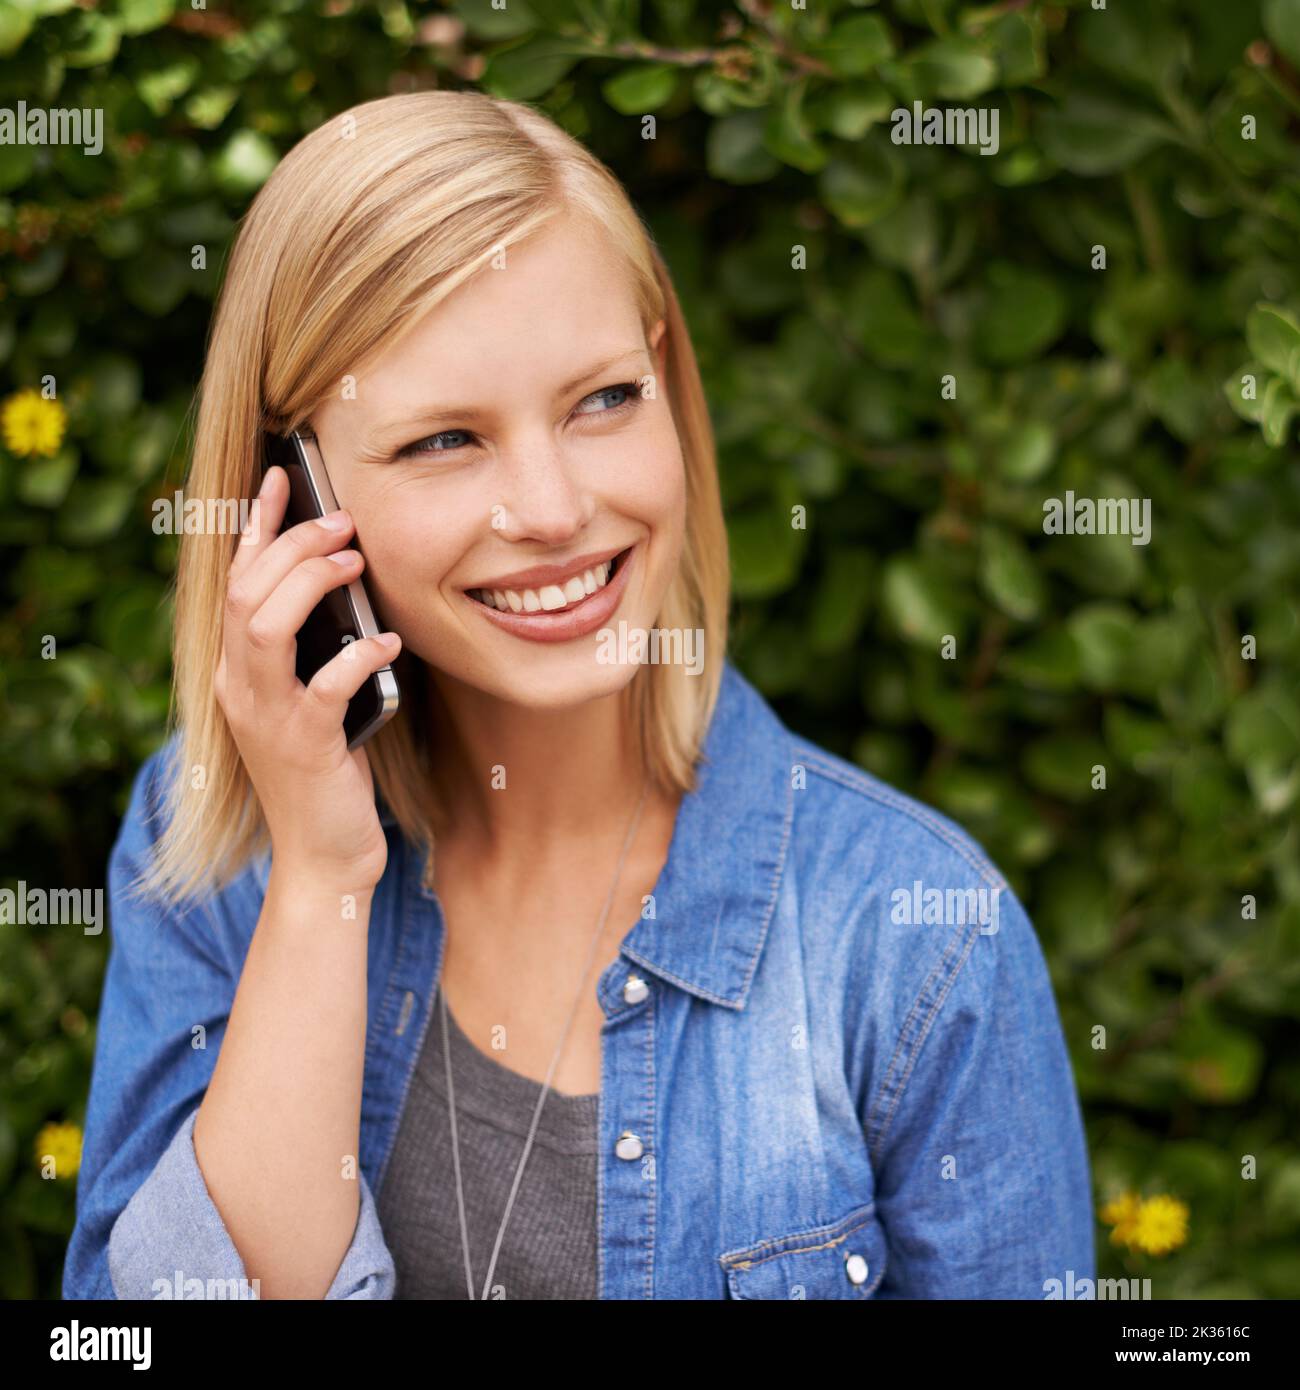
top-left (395, 428), bottom-right (473, 459)
top-left (575, 382), bottom-right (638, 414)
top-left (388, 381), bottom-right (642, 461)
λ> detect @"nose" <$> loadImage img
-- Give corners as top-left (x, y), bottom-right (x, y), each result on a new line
top-left (490, 435), bottom-right (594, 546)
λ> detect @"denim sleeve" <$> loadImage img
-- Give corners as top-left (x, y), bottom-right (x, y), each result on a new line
top-left (107, 1107), bottom-right (394, 1299)
top-left (865, 884), bottom-right (1095, 1298)
top-left (62, 742), bottom-right (395, 1300)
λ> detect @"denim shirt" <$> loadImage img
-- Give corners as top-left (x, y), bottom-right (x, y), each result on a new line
top-left (64, 661), bottom-right (1094, 1300)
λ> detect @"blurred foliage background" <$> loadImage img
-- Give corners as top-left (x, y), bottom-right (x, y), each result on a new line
top-left (2, 0), bottom-right (1299, 1300)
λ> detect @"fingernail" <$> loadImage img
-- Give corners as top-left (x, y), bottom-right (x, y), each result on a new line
top-left (327, 549), bottom-right (360, 566)
top-left (377, 632), bottom-right (401, 648)
top-left (259, 466), bottom-right (279, 498)
top-left (318, 510), bottom-right (351, 531)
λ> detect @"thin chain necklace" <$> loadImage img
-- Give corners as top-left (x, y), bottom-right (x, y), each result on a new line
top-left (438, 777), bottom-right (650, 1301)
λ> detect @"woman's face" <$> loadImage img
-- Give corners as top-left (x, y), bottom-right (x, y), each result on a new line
top-left (310, 211), bottom-right (686, 710)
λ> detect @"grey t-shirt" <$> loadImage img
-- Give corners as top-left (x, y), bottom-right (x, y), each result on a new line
top-left (377, 988), bottom-right (600, 1300)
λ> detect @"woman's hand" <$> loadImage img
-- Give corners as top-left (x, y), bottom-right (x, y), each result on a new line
top-left (214, 464), bottom-right (401, 892)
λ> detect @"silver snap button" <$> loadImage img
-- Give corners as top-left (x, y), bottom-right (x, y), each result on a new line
top-left (615, 1131), bottom-right (644, 1161)
top-left (622, 974), bottom-right (649, 1004)
top-left (845, 1253), bottom-right (869, 1285)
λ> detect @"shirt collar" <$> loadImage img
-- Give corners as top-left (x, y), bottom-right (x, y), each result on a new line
top-left (384, 660), bottom-right (794, 1009)
top-left (619, 660), bottom-right (794, 1010)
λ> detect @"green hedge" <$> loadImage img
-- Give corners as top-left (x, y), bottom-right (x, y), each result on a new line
top-left (2, 0), bottom-right (1299, 1299)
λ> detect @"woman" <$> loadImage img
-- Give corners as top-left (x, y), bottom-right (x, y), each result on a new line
top-left (64, 90), bottom-right (1094, 1300)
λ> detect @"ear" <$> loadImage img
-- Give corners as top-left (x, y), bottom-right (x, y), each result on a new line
top-left (648, 316), bottom-right (668, 377)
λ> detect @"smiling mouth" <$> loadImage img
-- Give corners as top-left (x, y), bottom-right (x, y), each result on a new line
top-left (466, 547), bottom-right (633, 616)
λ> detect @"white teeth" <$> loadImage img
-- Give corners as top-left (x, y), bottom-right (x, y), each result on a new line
top-left (472, 551), bottom-right (623, 614)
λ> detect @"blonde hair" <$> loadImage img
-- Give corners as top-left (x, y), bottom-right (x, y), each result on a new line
top-left (137, 90), bottom-right (729, 906)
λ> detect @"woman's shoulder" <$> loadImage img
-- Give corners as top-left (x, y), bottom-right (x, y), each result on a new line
top-left (788, 733), bottom-right (1008, 896)
top-left (722, 663), bottom-right (1007, 897)
top-left (722, 667), bottom-right (1052, 1010)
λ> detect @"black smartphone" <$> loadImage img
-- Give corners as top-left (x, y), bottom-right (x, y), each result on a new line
top-left (260, 427), bottom-right (400, 749)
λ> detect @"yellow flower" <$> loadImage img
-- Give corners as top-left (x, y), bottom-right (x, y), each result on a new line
top-left (1130, 1194), bottom-right (1189, 1256)
top-left (34, 1121), bottom-right (82, 1180)
top-left (1099, 1190), bottom-right (1142, 1247)
top-left (2, 387), bottom-right (67, 457)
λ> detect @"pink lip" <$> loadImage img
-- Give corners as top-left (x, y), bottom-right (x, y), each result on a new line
top-left (465, 544), bottom-right (637, 643)
top-left (468, 544), bottom-right (626, 593)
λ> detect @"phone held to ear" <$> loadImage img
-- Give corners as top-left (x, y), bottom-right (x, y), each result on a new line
top-left (261, 427), bottom-right (400, 750)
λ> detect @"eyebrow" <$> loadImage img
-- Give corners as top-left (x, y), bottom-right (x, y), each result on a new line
top-left (369, 348), bottom-right (651, 441)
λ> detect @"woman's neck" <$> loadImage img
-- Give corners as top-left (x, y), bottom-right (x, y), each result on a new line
top-left (426, 670), bottom-right (649, 859)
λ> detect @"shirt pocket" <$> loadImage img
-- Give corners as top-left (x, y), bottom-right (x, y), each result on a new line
top-left (719, 1201), bottom-right (887, 1300)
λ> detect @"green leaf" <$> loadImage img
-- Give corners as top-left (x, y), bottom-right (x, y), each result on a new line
top-left (1068, 602), bottom-right (1138, 692)
top-left (1000, 628), bottom-right (1081, 691)
top-left (1264, 0), bottom-right (1300, 69)
top-left (728, 505), bottom-right (807, 598)
top-left (1038, 91), bottom-right (1173, 176)
top-left (16, 447), bottom-right (78, 507)
top-left (122, 252), bottom-right (189, 316)
top-left (602, 63), bottom-right (679, 115)
top-left (809, 82), bottom-right (894, 140)
top-left (1225, 684), bottom-right (1300, 768)
top-left (0, 1), bottom-right (35, 57)
top-left (1104, 703), bottom-right (1175, 769)
top-left (846, 266), bottom-right (927, 368)
top-left (1022, 733), bottom-right (1109, 801)
top-left (762, 82), bottom-right (827, 174)
top-left (881, 554), bottom-right (967, 648)
top-left (17, 546), bottom-right (102, 606)
top-left (707, 112), bottom-right (780, 184)
top-left (6, 245), bottom-right (65, 295)
top-left (1171, 748), bottom-right (1244, 827)
top-left (809, 548), bottom-right (874, 653)
top-left (975, 264), bottom-right (1067, 365)
top-left (818, 139), bottom-right (902, 228)
top-left (863, 193), bottom-right (937, 274)
top-left (212, 130), bottom-right (278, 195)
top-left (1223, 364), bottom-right (1268, 424)
top-left (482, 36), bottom-right (584, 100)
top-left (810, 13), bottom-right (894, 78)
top-left (83, 354), bottom-right (142, 419)
top-left (1144, 355), bottom-right (1211, 443)
top-left (57, 478), bottom-right (134, 544)
top-left (1260, 375), bottom-right (1298, 447)
top-left (63, 11), bottom-right (120, 67)
top-left (136, 56), bottom-right (200, 117)
top-left (909, 37), bottom-right (999, 100)
top-left (1177, 1017), bottom-right (1264, 1104)
top-left (1245, 304), bottom-right (1300, 390)
top-left (117, 0), bottom-right (175, 35)
top-left (988, 11), bottom-right (1045, 87)
top-left (996, 421), bottom-right (1056, 482)
top-left (453, 0), bottom-right (539, 40)
top-left (0, 141), bottom-right (37, 194)
top-left (979, 525), bottom-right (1045, 623)
top-left (184, 87), bottom-right (240, 130)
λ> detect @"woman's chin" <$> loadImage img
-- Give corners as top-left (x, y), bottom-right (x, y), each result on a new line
top-left (422, 643), bottom-right (643, 711)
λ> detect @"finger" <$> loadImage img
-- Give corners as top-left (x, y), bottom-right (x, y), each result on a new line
top-left (222, 465), bottom-right (290, 694)
top-left (229, 463), bottom-right (289, 582)
top-left (223, 508), bottom-right (355, 691)
top-left (234, 506), bottom-right (356, 615)
top-left (242, 549), bottom-right (368, 697)
top-left (301, 632), bottom-right (402, 736)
